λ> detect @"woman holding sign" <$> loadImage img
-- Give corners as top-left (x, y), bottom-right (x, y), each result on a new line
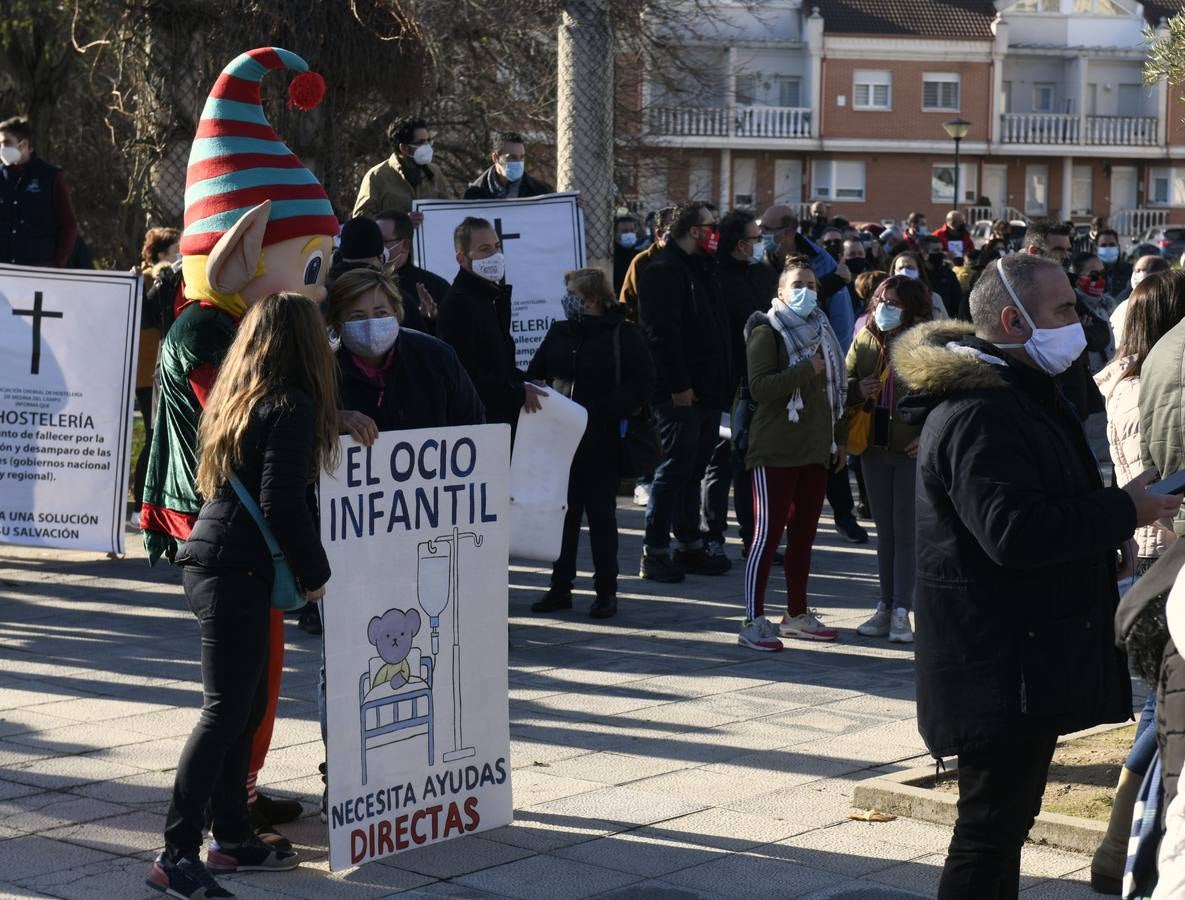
top-left (148, 293), bottom-right (338, 899)
top-left (526, 268), bottom-right (655, 618)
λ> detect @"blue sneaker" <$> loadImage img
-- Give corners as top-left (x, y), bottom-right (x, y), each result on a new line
top-left (146, 853), bottom-right (234, 899)
top-left (206, 834), bottom-right (299, 873)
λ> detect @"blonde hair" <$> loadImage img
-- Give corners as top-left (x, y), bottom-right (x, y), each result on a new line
top-left (325, 267), bottom-right (404, 330)
top-left (564, 267), bottom-right (617, 311)
top-left (196, 292), bottom-right (340, 499)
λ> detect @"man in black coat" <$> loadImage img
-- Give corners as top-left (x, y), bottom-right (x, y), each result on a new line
top-left (893, 253), bottom-right (1180, 899)
top-left (375, 209), bottom-right (450, 334)
top-left (437, 216), bottom-right (545, 429)
top-left (462, 131), bottom-right (553, 201)
top-left (636, 202), bottom-right (732, 582)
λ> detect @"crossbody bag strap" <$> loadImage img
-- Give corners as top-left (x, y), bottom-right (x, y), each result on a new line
top-left (228, 475), bottom-right (286, 562)
top-left (612, 322), bottom-right (622, 387)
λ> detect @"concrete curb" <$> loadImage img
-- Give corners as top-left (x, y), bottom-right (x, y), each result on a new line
top-left (852, 724), bottom-right (1130, 855)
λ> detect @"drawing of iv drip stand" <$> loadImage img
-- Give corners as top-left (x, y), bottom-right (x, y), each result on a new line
top-left (417, 526), bottom-right (482, 763)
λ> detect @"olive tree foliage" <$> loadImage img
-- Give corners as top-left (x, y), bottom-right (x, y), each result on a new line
top-left (0, 0), bottom-right (750, 263)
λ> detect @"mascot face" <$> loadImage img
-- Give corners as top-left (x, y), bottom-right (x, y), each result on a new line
top-left (179, 47), bottom-right (339, 317)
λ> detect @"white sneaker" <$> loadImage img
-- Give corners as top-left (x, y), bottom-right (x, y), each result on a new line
top-left (738, 616), bottom-right (784, 652)
top-left (779, 611), bottom-right (839, 642)
top-left (633, 484), bottom-right (651, 507)
top-left (128, 511), bottom-right (141, 529)
top-left (856, 608), bottom-right (891, 637)
top-left (889, 609), bottom-right (914, 643)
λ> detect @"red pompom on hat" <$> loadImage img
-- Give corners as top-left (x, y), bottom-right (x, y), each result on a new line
top-left (288, 70), bottom-right (325, 111)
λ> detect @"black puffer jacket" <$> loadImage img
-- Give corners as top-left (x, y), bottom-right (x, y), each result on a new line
top-left (178, 387), bottom-right (330, 592)
top-left (717, 253), bottom-right (771, 392)
top-left (526, 306), bottom-right (655, 459)
top-left (462, 166), bottom-right (553, 200)
top-left (637, 243), bottom-right (732, 410)
top-left (895, 320), bottom-right (1135, 758)
top-left (438, 266), bottom-right (524, 426)
top-left (337, 329), bottom-right (484, 430)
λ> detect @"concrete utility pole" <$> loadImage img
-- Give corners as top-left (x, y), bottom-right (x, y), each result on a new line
top-left (557, 0), bottom-right (614, 274)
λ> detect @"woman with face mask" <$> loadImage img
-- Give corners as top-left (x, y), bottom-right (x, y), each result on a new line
top-left (329, 267), bottom-right (484, 437)
top-left (892, 250), bottom-right (950, 320)
top-left (845, 276), bottom-right (934, 644)
top-left (1070, 252), bottom-right (1118, 372)
top-left (738, 258), bottom-right (848, 651)
top-left (525, 269), bottom-right (655, 618)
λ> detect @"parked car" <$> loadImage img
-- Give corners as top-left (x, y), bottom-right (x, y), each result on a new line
top-left (1130, 225), bottom-right (1185, 261)
top-left (970, 218), bottom-right (1028, 252)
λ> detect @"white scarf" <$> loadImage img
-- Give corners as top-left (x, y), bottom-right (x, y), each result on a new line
top-left (766, 298), bottom-right (847, 450)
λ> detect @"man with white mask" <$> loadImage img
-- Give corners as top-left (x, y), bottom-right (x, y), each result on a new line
top-left (892, 253), bottom-right (1180, 899)
top-left (463, 131), bottom-right (553, 201)
top-left (0, 116), bottom-right (78, 267)
top-left (352, 116), bottom-right (453, 220)
top-left (437, 216), bottom-right (544, 429)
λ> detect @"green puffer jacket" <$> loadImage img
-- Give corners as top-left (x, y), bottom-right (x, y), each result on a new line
top-left (1141, 316), bottom-right (1185, 536)
top-left (744, 319), bottom-right (847, 471)
top-left (843, 326), bottom-right (921, 456)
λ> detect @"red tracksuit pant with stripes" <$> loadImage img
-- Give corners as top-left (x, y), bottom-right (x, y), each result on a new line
top-left (744, 464), bottom-right (828, 620)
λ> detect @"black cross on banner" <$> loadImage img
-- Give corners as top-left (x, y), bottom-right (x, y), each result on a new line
top-left (493, 217), bottom-right (520, 249)
top-left (12, 291), bottom-right (63, 375)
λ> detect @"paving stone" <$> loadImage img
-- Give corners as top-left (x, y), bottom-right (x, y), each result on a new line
top-left (5, 722), bottom-right (158, 756)
top-left (0, 833), bottom-right (117, 882)
top-left (662, 848), bottom-right (837, 897)
top-left (0, 791), bottom-right (136, 834)
top-left (0, 709), bottom-right (76, 740)
top-left (507, 767), bottom-right (605, 808)
top-left (633, 808), bottom-right (805, 853)
top-left (39, 808), bottom-right (167, 855)
top-left (5, 754), bottom-right (148, 790)
top-left (524, 785), bottom-right (708, 827)
top-left (374, 834), bottom-right (532, 878)
top-left (592, 880), bottom-right (723, 899)
top-left (453, 853), bottom-right (643, 899)
top-left (554, 831), bottom-right (727, 878)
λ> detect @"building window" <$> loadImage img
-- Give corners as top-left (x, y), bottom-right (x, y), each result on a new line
top-left (853, 70), bottom-right (891, 110)
top-left (688, 157), bottom-right (713, 202)
top-left (1148, 168), bottom-right (1185, 207)
top-left (1073, 0), bottom-right (1134, 12)
top-left (923, 73), bottom-right (961, 112)
top-left (931, 164), bottom-right (977, 204)
top-left (1025, 165), bottom-right (1049, 216)
top-left (1033, 83), bottom-right (1055, 113)
top-left (1011, 0), bottom-right (1058, 10)
top-left (1071, 165), bottom-right (1093, 216)
top-left (735, 74), bottom-right (756, 106)
top-left (812, 160), bottom-right (866, 202)
top-left (776, 76), bottom-right (802, 108)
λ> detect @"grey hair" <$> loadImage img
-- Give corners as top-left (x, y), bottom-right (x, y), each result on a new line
top-left (969, 254), bottom-right (1062, 336)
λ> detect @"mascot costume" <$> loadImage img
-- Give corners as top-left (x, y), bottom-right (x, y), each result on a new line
top-left (141, 47), bottom-right (338, 846)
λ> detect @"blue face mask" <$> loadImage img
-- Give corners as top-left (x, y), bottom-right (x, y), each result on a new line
top-left (618, 232), bottom-right (638, 249)
top-left (874, 304), bottom-right (903, 332)
top-left (785, 287), bottom-right (817, 317)
top-left (762, 234), bottom-right (778, 256)
top-left (504, 160), bottom-right (525, 182)
top-left (1096, 245), bottom-right (1119, 264)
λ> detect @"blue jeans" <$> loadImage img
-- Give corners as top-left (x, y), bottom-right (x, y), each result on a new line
top-left (644, 403), bottom-right (720, 553)
top-left (1127, 693), bottom-right (1157, 775)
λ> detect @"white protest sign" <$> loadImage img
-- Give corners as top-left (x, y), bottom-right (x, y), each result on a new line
top-left (320, 424), bottom-right (513, 871)
top-left (508, 387), bottom-right (586, 562)
top-left (0, 264), bottom-right (140, 554)
top-left (413, 193), bottom-right (586, 368)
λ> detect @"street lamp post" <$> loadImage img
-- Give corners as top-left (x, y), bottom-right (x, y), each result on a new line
top-left (943, 118), bottom-right (972, 216)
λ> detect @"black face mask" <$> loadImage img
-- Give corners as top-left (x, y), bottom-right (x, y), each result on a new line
top-left (927, 252), bottom-right (945, 270)
top-left (845, 257), bottom-right (868, 275)
top-left (823, 240), bottom-right (843, 258)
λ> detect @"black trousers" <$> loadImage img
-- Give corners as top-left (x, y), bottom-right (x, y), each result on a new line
top-left (938, 733), bottom-right (1059, 899)
top-left (701, 438), bottom-right (756, 549)
top-left (551, 454), bottom-right (620, 599)
top-left (164, 565), bottom-right (271, 858)
top-left (826, 463), bottom-right (854, 521)
top-left (133, 386), bottom-right (154, 506)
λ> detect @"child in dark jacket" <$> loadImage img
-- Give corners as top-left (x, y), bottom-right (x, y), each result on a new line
top-left (527, 268), bottom-right (655, 618)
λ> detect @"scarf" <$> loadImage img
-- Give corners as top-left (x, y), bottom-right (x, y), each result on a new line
top-left (765, 298), bottom-right (846, 449)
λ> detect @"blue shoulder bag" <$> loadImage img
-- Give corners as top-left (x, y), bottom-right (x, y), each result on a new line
top-left (227, 476), bottom-right (307, 611)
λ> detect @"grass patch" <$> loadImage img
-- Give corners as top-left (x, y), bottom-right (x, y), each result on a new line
top-left (935, 724), bottom-right (1136, 822)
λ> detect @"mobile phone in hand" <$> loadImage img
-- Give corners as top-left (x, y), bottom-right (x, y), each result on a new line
top-left (1149, 470), bottom-right (1185, 496)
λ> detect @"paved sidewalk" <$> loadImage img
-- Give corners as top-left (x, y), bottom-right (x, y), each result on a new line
top-left (0, 498), bottom-right (1100, 899)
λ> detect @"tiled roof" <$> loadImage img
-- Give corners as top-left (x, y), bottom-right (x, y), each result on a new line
top-left (816, 0), bottom-right (998, 39)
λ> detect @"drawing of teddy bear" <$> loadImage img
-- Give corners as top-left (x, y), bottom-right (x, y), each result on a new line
top-left (367, 608), bottom-right (422, 691)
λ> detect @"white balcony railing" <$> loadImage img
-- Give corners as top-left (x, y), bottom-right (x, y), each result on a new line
top-left (967, 206), bottom-right (1027, 224)
top-left (1112, 208), bottom-right (1169, 242)
top-left (1084, 115), bottom-right (1159, 146)
top-left (647, 105), bottom-right (812, 139)
top-left (1001, 113), bottom-right (1160, 146)
top-left (1001, 113), bottom-right (1079, 144)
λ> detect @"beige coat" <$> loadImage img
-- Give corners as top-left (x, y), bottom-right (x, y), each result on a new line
top-left (1096, 355), bottom-right (1175, 559)
top-left (352, 155), bottom-right (453, 217)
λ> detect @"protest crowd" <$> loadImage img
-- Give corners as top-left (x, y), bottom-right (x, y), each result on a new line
top-left (8, 41), bottom-right (1185, 900)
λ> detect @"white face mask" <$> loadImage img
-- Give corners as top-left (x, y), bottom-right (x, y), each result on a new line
top-left (784, 286), bottom-right (818, 318)
top-left (898, 267), bottom-right (920, 280)
top-left (340, 316), bottom-right (399, 358)
top-left (471, 252), bottom-right (505, 283)
top-left (995, 261), bottom-right (1087, 376)
top-left (1131, 270), bottom-right (1149, 290)
top-left (0, 146), bottom-right (22, 166)
top-left (412, 143), bottom-right (434, 166)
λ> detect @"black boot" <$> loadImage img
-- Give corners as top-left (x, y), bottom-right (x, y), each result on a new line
top-left (589, 595), bottom-right (617, 619)
top-left (530, 589), bottom-right (572, 613)
top-left (253, 791), bottom-right (302, 825)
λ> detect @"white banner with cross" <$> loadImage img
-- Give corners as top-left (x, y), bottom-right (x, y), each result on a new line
top-left (412, 192), bottom-right (586, 369)
top-left (319, 424), bottom-right (513, 871)
top-left (0, 264), bottom-right (141, 555)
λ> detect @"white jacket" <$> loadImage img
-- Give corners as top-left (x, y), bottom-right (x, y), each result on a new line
top-left (1095, 355), bottom-right (1175, 559)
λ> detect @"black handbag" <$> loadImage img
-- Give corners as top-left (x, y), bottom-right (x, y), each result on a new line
top-left (613, 324), bottom-right (662, 478)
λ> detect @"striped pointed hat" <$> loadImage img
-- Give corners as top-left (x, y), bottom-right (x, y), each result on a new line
top-left (180, 47), bottom-right (338, 258)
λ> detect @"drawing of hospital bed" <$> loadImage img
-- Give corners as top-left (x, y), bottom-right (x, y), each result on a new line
top-left (359, 650), bottom-right (433, 785)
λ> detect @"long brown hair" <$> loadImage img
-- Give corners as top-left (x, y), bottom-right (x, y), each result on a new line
top-left (196, 292), bottom-right (340, 499)
top-left (1117, 269), bottom-right (1185, 380)
top-left (865, 275), bottom-right (933, 342)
